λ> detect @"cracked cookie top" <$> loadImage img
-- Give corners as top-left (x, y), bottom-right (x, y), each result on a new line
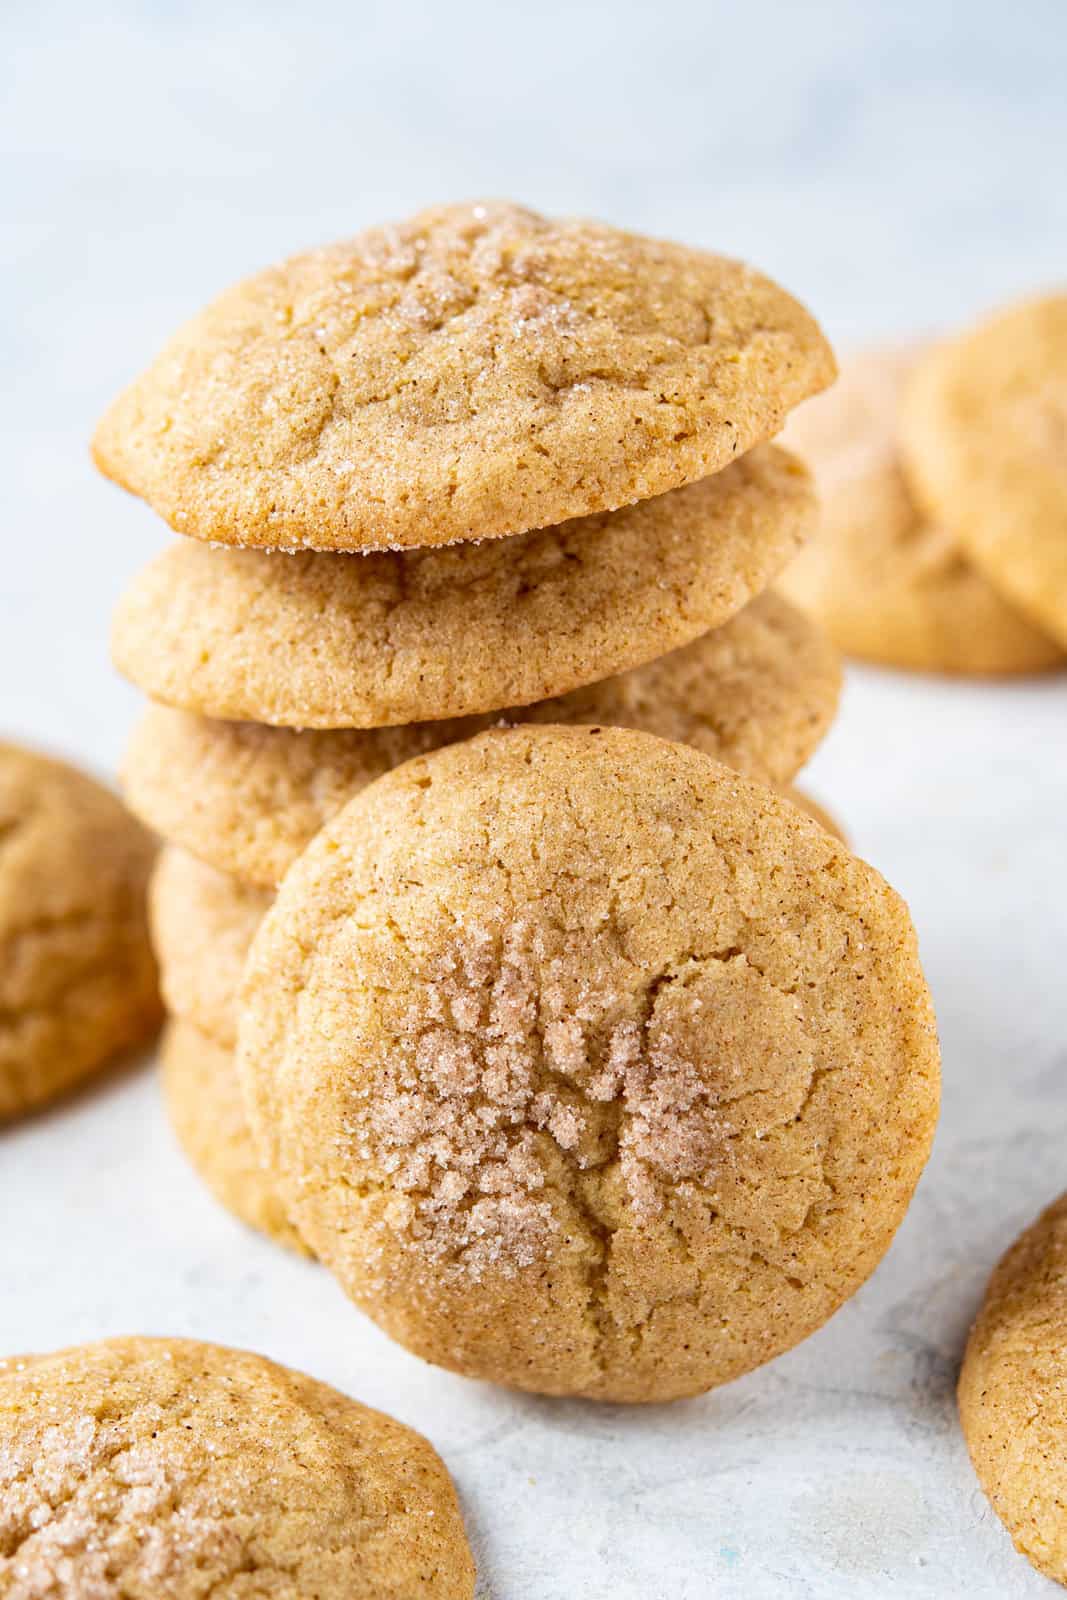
top-left (0, 1336), bottom-right (475, 1598)
top-left (0, 741), bottom-right (160, 1122)
top-left (238, 726), bottom-right (940, 1402)
top-left (111, 444), bottom-right (814, 729)
top-left (92, 200), bottom-right (834, 552)
top-left (123, 588), bottom-right (840, 885)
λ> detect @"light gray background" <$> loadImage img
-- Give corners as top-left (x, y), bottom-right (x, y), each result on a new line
top-left (2, 3), bottom-right (1066, 1594)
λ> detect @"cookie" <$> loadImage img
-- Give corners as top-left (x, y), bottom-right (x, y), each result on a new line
top-left (161, 1018), bottom-right (308, 1255)
top-left (779, 346), bottom-right (1064, 675)
top-left (92, 200), bottom-right (834, 553)
top-left (150, 846), bottom-right (270, 1047)
top-left (899, 294), bottom-right (1067, 648)
top-left (125, 589), bottom-right (839, 885)
top-left (959, 1191), bottom-right (1067, 1585)
top-left (238, 726), bottom-right (939, 1402)
top-left (112, 445), bottom-right (814, 729)
top-left (0, 1336), bottom-right (474, 1596)
top-left (780, 785), bottom-right (846, 844)
top-left (0, 741), bottom-right (160, 1122)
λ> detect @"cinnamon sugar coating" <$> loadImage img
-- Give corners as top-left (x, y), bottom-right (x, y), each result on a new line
top-left (238, 727), bottom-right (939, 1402)
top-left (0, 1337), bottom-right (474, 1597)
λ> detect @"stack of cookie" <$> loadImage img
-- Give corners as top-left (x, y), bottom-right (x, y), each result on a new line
top-left (95, 201), bottom-right (844, 1261)
top-left (778, 294), bottom-right (1067, 675)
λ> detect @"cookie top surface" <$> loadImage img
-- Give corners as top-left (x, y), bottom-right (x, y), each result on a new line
top-left (899, 293), bottom-right (1067, 648)
top-left (124, 587), bottom-right (838, 885)
top-left (150, 847), bottom-right (270, 1047)
top-left (959, 1191), bottom-right (1067, 1584)
top-left (238, 726), bottom-right (939, 1402)
top-left (0, 741), bottom-right (160, 1121)
top-left (92, 200), bottom-right (834, 552)
top-left (780, 347), bottom-right (1064, 675)
top-left (0, 1336), bottom-right (473, 1598)
top-left (112, 444), bottom-right (813, 728)
top-left (161, 1019), bottom-right (309, 1256)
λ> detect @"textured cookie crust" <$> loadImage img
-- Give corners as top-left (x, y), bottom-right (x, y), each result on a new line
top-left (92, 200), bottom-right (834, 552)
top-left (161, 1019), bottom-right (308, 1255)
top-left (899, 294), bottom-right (1067, 648)
top-left (959, 1191), bottom-right (1067, 1585)
top-left (238, 726), bottom-right (939, 1402)
top-left (111, 445), bottom-right (814, 729)
top-left (0, 741), bottom-right (160, 1122)
top-left (780, 346), bottom-right (1063, 675)
top-left (124, 589), bottom-right (839, 885)
top-left (150, 847), bottom-right (270, 1047)
top-left (0, 1336), bottom-right (474, 1597)
top-left (780, 785), bottom-right (846, 844)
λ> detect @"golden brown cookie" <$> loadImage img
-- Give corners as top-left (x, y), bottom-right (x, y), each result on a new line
top-left (92, 200), bottom-right (834, 553)
top-left (779, 346), bottom-right (1064, 675)
top-left (149, 847), bottom-right (270, 1046)
top-left (959, 1191), bottom-right (1067, 1585)
top-left (112, 445), bottom-right (814, 729)
top-left (161, 1018), bottom-right (308, 1255)
top-left (0, 1336), bottom-right (474, 1596)
top-left (0, 741), bottom-right (160, 1122)
top-left (125, 589), bottom-right (839, 885)
top-left (899, 294), bottom-right (1067, 649)
top-left (238, 726), bottom-right (939, 1403)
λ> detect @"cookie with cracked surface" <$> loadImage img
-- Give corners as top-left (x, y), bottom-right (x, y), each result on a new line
top-left (238, 725), bottom-right (939, 1402)
top-left (0, 741), bottom-right (160, 1122)
top-left (124, 588), bottom-right (839, 885)
top-left (779, 346), bottom-right (1064, 675)
top-left (0, 1336), bottom-right (474, 1596)
top-left (161, 1018), bottom-right (309, 1255)
top-left (959, 1191), bottom-right (1067, 1586)
top-left (112, 445), bottom-right (815, 729)
top-left (92, 199), bottom-right (834, 553)
top-left (150, 847), bottom-right (270, 1047)
top-left (899, 294), bottom-right (1067, 649)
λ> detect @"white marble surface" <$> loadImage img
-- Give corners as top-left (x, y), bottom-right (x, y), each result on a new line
top-left (3, 3), bottom-right (1067, 1594)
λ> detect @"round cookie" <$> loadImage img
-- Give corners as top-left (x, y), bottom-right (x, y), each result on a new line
top-left (112, 445), bottom-right (814, 729)
top-left (124, 589), bottom-right (840, 886)
top-left (92, 200), bottom-right (834, 553)
top-left (779, 346), bottom-right (1064, 675)
top-left (161, 1018), bottom-right (308, 1255)
top-left (899, 294), bottom-right (1067, 649)
top-left (238, 726), bottom-right (940, 1403)
top-left (0, 1336), bottom-right (474, 1596)
top-left (959, 1191), bottom-right (1067, 1585)
top-left (0, 741), bottom-right (160, 1122)
top-left (150, 847), bottom-right (270, 1047)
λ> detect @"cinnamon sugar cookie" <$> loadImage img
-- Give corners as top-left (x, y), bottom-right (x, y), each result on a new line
top-left (0, 1336), bottom-right (474, 1596)
top-left (959, 1191), bottom-right (1067, 1586)
top-left (780, 346), bottom-right (1063, 675)
top-left (0, 741), bottom-right (160, 1121)
top-left (161, 1019), bottom-right (308, 1255)
top-left (125, 589), bottom-right (839, 885)
top-left (150, 847), bottom-right (270, 1047)
top-left (238, 726), bottom-right (939, 1402)
top-left (93, 200), bottom-right (834, 552)
top-left (900, 294), bottom-right (1067, 648)
top-left (111, 445), bottom-right (814, 729)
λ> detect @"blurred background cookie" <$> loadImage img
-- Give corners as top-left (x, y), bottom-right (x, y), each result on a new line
top-left (0, 741), bottom-right (160, 1122)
